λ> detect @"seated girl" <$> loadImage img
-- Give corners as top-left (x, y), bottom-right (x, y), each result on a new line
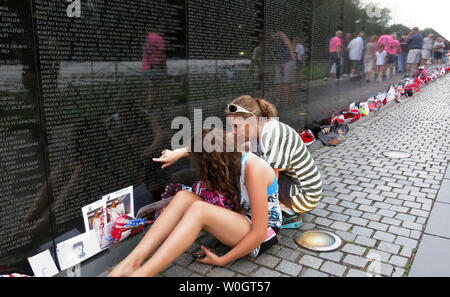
top-left (109, 129), bottom-right (282, 277)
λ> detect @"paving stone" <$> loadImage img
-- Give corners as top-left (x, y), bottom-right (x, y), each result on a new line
top-left (320, 261), bottom-right (347, 277)
top-left (318, 251), bottom-right (344, 263)
top-left (344, 209), bottom-right (363, 217)
top-left (354, 198), bottom-right (372, 206)
top-left (299, 255), bottom-right (323, 270)
top-left (348, 185), bottom-right (364, 192)
top-left (335, 230), bottom-right (357, 242)
top-left (400, 247), bottom-right (413, 259)
top-left (404, 201), bottom-right (422, 209)
top-left (164, 265), bottom-right (194, 277)
top-left (378, 241), bottom-right (401, 254)
top-left (265, 244), bottom-right (282, 256)
top-left (410, 230), bottom-right (422, 240)
top-left (335, 187), bottom-right (351, 195)
top-left (322, 197), bottom-right (340, 205)
top-left (278, 235), bottom-right (299, 249)
top-left (381, 217), bottom-right (402, 226)
top-left (354, 236), bottom-right (377, 248)
top-left (275, 260), bottom-right (303, 276)
top-left (302, 268), bottom-right (329, 277)
top-left (342, 243), bottom-right (366, 256)
top-left (328, 203), bottom-right (346, 215)
top-left (187, 262), bottom-right (212, 275)
top-left (252, 267), bottom-right (282, 277)
top-left (346, 269), bottom-right (372, 277)
top-left (378, 263), bottom-right (394, 277)
top-left (254, 253), bottom-right (281, 268)
top-left (314, 217), bottom-right (333, 227)
top-left (415, 217), bottom-right (427, 225)
top-left (392, 267), bottom-right (406, 278)
top-left (395, 236), bottom-right (419, 249)
top-left (348, 217), bottom-right (369, 226)
top-left (410, 209), bottom-right (429, 218)
top-left (340, 201), bottom-right (359, 210)
top-left (175, 253), bottom-right (195, 267)
top-left (351, 226), bottom-right (374, 237)
top-left (368, 221), bottom-right (389, 232)
top-left (230, 260), bottom-right (258, 275)
top-left (389, 255), bottom-right (409, 268)
top-left (388, 226), bottom-right (411, 237)
top-left (207, 267), bottom-right (236, 277)
top-left (395, 213), bottom-right (417, 222)
top-left (330, 221), bottom-right (352, 232)
top-left (343, 254), bottom-right (369, 269)
top-left (188, 272), bottom-right (205, 277)
top-left (373, 231), bottom-right (396, 243)
top-left (367, 249), bottom-right (391, 263)
top-left (328, 213), bottom-right (350, 222)
top-left (377, 209), bottom-right (396, 218)
top-left (390, 205), bottom-right (410, 213)
top-left (309, 208), bottom-right (330, 218)
top-left (276, 247), bottom-right (301, 263)
top-left (362, 213), bottom-right (382, 221)
top-left (385, 198), bottom-right (403, 206)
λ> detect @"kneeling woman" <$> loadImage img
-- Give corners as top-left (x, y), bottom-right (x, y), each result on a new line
top-left (109, 129), bottom-right (281, 277)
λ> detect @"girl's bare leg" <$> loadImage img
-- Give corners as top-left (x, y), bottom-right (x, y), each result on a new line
top-left (130, 199), bottom-right (252, 277)
top-left (108, 191), bottom-right (202, 277)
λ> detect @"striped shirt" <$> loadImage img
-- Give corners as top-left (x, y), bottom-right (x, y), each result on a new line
top-left (258, 119), bottom-right (323, 213)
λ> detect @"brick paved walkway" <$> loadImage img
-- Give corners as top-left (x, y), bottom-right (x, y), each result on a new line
top-left (123, 74), bottom-right (450, 278)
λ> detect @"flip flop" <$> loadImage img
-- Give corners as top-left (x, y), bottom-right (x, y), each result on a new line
top-left (281, 214), bottom-right (303, 229)
top-left (281, 220), bottom-right (303, 229)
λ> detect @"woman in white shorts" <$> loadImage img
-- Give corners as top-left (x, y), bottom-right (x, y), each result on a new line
top-left (364, 35), bottom-right (377, 82)
top-left (421, 35), bottom-right (434, 65)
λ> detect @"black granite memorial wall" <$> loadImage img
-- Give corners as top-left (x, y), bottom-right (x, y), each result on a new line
top-left (0, 0), bottom-right (394, 275)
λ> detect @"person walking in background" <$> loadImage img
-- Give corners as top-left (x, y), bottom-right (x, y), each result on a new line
top-left (386, 33), bottom-right (401, 78)
top-left (398, 33), bottom-right (409, 74)
top-left (271, 32), bottom-right (297, 105)
top-left (421, 34), bottom-right (434, 66)
top-left (252, 34), bottom-right (265, 95)
top-left (443, 40), bottom-right (450, 65)
top-left (433, 37), bottom-right (445, 66)
top-left (364, 35), bottom-right (378, 82)
top-left (376, 44), bottom-right (388, 83)
top-left (406, 27), bottom-right (423, 74)
top-left (347, 32), bottom-right (365, 80)
top-left (376, 29), bottom-right (393, 78)
top-left (293, 36), bottom-right (307, 91)
top-left (342, 33), bottom-right (353, 78)
top-left (377, 29), bottom-right (394, 52)
top-left (324, 31), bottom-right (343, 81)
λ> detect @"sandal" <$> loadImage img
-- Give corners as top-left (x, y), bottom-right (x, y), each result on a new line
top-left (281, 214), bottom-right (303, 229)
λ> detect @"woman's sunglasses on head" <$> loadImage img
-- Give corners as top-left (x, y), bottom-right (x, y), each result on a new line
top-left (226, 104), bottom-right (256, 117)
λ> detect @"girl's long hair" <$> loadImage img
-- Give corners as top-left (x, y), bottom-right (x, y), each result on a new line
top-left (190, 129), bottom-right (242, 211)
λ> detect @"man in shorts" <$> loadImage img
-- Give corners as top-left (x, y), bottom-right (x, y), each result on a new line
top-left (406, 27), bottom-right (423, 74)
top-left (348, 32), bottom-right (365, 79)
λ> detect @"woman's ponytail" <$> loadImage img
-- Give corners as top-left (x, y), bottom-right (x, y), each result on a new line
top-left (256, 98), bottom-right (278, 118)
